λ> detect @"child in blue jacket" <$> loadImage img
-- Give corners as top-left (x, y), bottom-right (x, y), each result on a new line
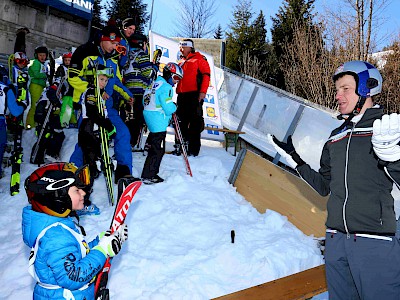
top-left (141, 62), bottom-right (183, 184)
top-left (0, 65), bottom-right (26, 178)
top-left (22, 162), bottom-right (128, 300)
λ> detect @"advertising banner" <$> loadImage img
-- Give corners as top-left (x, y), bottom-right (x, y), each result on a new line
top-left (33, 0), bottom-right (93, 20)
top-left (148, 31), bottom-right (224, 141)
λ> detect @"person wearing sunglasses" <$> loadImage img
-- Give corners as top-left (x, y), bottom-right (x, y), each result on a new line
top-left (22, 162), bottom-right (128, 300)
top-left (174, 39), bottom-right (210, 157)
top-left (141, 62), bottom-right (183, 184)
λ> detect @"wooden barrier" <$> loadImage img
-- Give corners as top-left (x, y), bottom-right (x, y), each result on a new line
top-left (212, 265), bottom-right (327, 300)
top-left (216, 149), bottom-right (329, 299)
top-left (230, 149), bottom-right (328, 237)
top-left (204, 126), bottom-right (245, 156)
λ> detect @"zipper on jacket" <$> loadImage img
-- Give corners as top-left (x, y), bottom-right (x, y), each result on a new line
top-left (343, 123), bottom-right (355, 239)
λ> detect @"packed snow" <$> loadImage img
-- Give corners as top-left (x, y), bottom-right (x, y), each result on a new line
top-left (0, 128), bottom-right (325, 299)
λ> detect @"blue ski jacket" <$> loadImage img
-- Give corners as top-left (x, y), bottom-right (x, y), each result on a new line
top-left (143, 76), bottom-right (177, 133)
top-left (22, 206), bottom-right (106, 300)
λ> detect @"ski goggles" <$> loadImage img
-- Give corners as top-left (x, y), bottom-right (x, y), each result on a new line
top-left (172, 74), bottom-right (182, 81)
top-left (97, 67), bottom-right (114, 78)
top-left (15, 58), bottom-right (28, 66)
top-left (74, 164), bottom-right (91, 188)
top-left (116, 45), bottom-right (127, 56)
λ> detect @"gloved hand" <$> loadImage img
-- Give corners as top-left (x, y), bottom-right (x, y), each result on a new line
top-left (372, 113), bottom-right (400, 162)
top-left (46, 85), bottom-right (61, 107)
top-left (267, 134), bottom-right (305, 169)
top-left (17, 72), bottom-right (29, 89)
top-left (94, 223), bottom-right (128, 258)
top-left (103, 118), bottom-right (116, 139)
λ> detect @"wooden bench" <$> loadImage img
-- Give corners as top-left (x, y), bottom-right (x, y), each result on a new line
top-left (204, 126), bottom-right (245, 156)
top-left (216, 149), bottom-right (328, 299)
top-left (212, 265), bottom-right (327, 300)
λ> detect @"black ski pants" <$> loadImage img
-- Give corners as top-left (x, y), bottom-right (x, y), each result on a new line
top-left (141, 131), bottom-right (166, 179)
top-left (176, 92), bottom-right (204, 156)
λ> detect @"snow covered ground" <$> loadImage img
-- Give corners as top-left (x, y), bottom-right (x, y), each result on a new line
top-left (0, 128), bottom-right (326, 299)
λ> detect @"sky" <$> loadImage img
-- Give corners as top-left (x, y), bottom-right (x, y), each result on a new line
top-left (0, 123), bottom-right (327, 299)
top-left (143, 0), bottom-right (400, 51)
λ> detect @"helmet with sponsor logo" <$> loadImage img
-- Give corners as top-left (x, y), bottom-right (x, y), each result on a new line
top-left (24, 162), bottom-right (90, 217)
top-left (163, 62), bottom-right (183, 82)
top-left (332, 60), bottom-right (382, 97)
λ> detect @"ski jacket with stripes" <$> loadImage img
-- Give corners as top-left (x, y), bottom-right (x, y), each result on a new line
top-left (68, 41), bottom-right (132, 104)
top-left (22, 205), bottom-right (106, 300)
top-left (176, 51), bottom-right (210, 95)
top-left (122, 48), bottom-right (153, 96)
top-left (297, 107), bottom-right (399, 235)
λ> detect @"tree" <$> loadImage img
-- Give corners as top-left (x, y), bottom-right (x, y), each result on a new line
top-left (270, 0), bottom-right (317, 88)
top-left (175, 0), bottom-right (217, 38)
top-left (106, 0), bottom-right (149, 33)
top-left (225, 0), bottom-right (253, 72)
top-left (322, 0), bottom-right (390, 60)
top-left (214, 24), bottom-right (224, 39)
top-left (378, 39), bottom-right (400, 113)
top-left (91, 0), bottom-right (104, 28)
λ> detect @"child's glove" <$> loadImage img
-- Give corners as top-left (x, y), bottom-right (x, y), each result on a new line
top-left (372, 113), bottom-right (400, 162)
top-left (17, 72), bottom-right (28, 90)
top-left (103, 119), bottom-right (116, 140)
top-left (94, 224), bottom-right (128, 258)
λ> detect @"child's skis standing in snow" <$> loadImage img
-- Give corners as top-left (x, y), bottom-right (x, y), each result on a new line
top-left (141, 62), bottom-right (183, 184)
top-left (22, 162), bottom-right (128, 299)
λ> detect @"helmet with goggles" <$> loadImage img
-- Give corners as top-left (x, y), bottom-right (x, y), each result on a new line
top-left (163, 62), bottom-right (184, 82)
top-left (24, 162), bottom-right (90, 217)
top-left (14, 52), bottom-right (29, 66)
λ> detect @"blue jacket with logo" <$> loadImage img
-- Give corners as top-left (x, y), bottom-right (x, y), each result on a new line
top-left (143, 76), bottom-right (177, 133)
top-left (22, 206), bottom-right (106, 300)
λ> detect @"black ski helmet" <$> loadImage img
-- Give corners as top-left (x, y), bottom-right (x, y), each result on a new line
top-left (25, 162), bottom-right (90, 217)
top-left (0, 64), bottom-right (9, 85)
top-left (129, 33), bottom-right (147, 49)
top-left (34, 46), bottom-right (48, 59)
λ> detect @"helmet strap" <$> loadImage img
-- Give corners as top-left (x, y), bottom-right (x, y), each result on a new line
top-left (337, 96), bottom-right (366, 121)
top-left (352, 96), bottom-right (366, 116)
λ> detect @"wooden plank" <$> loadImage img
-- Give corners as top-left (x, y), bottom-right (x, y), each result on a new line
top-left (204, 126), bottom-right (245, 134)
top-left (212, 265), bottom-right (327, 300)
top-left (234, 150), bottom-right (328, 237)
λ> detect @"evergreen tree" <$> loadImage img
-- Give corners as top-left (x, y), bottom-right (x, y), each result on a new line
top-left (214, 24), bottom-right (223, 39)
top-left (225, 0), bottom-right (253, 72)
top-left (106, 0), bottom-right (149, 33)
top-left (91, 0), bottom-right (104, 28)
top-left (270, 0), bottom-right (316, 88)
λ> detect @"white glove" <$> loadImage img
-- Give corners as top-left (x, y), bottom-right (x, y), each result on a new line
top-left (94, 223), bottom-right (128, 258)
top-left (267, 134), bottom-right (298, 169)
top-left (372, 113), bottom-right (400, 162)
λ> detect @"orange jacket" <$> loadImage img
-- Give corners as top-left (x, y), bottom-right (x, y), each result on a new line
top-left (176, 52), bottom-right (211, 94)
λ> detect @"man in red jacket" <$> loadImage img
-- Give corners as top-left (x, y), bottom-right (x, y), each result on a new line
top-left (175, 39), bottom-right (210, 156)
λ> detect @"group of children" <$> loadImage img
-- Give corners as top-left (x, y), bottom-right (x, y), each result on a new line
top-left (0, 20), bottom-right (187, 300)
